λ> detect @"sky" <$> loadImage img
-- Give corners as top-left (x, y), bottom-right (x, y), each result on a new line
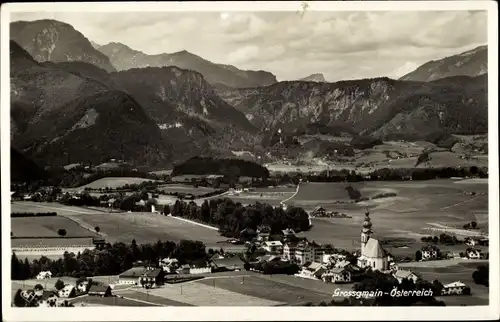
top-left (10, 10), bottom-right (487, 81)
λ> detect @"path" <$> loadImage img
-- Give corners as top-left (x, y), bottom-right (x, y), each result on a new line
top-left (440, 195), bottom-right (484, 210)
top-left (281, 184), bottom-right (300, 204)
top-left (167, 215), bottom-right (219, 231)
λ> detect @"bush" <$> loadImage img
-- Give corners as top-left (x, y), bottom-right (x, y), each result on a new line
top-left (57, 229), bottom-right (67, 237)
top-left (350, 136), bottom-right (383, 150)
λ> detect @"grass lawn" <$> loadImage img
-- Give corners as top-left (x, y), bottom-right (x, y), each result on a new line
top-left (197, 275), bottom-right (334, 305)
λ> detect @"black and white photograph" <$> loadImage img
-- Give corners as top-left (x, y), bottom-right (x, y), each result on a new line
top-left (1, 1), bottom-right (498, 320)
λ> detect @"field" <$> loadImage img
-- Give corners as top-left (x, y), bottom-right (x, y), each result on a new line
top-left (264, 137), bottom-right (487, 174)
top-left (158, 184), bottom-right (217, 196)
top-left (399, 260), bottom-right (489, 306)
top-left (11, 216), bottom-right (96, 238)
top-left (284, 179), bottom-right (489, 254)
top-left (69, 177), bottom-right (159, 190)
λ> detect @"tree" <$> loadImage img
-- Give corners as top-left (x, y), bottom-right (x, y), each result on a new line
top-left (471, 221), bottom-right (477, 229)
top-left (13, 289), bottom-right (27, 307)
top-left (462, 286), bottom-right (471, 295)
top-left (163, 204), bottom-right (171, 215)
top-left (415, 250), bottom-right (422, 261)
top-left (57, 229), bottom-right (67, 237)
top-left (472, 265), bottom-right (489, 287)
top-left (54, 279), bottom-right (65, 290)
top-left (95, 226), bottom-right (100, 234)
top-left (432, 280), bottom-right (444, 295)
top-left (34, 284), bottom-right (44, 291)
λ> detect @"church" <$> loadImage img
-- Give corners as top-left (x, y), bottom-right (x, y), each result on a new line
top-left (357, 210), bottom-right (390, 271)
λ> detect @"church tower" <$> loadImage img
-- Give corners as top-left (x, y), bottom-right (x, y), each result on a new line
top-left (360, 210), bottom-right (373, 255)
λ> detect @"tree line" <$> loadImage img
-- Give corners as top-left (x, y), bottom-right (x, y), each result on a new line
top-left (171, 156), bottom-right (270, 179)
top-left (170, 198), bottom-right (311, 238)
top-left (11, 239), bottom-right (208, 280)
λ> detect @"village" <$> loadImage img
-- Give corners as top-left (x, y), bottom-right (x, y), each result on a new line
top-left (12, 207), bottom-right (488, 307)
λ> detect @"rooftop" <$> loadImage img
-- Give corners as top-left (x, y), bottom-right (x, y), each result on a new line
top-left (363, 238), bottom-right (386, 258)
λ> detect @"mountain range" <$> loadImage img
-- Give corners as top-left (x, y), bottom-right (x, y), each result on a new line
top-left (8, 19), bottom-right (489, 172)
top-left (97, 42), bottom-right (277, 89)
top-left (400, 45), bottom-right (487, 82)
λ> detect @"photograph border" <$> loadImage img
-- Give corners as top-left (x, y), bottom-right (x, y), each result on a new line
top-left (1, 1), bottom-right (498, 321)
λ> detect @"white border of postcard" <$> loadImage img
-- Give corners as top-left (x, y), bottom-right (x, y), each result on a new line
top-left (1, 1), bottom-right (499, 321)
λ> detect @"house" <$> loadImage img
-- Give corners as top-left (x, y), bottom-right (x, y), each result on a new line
top-left (77, 280), bottom-right (89, 293)
top-left (107, 198), bottom-right (117, 208)
top-left (392, 270), bottom-right (419, 284)
top-left (280, 228), bottom-right (296, 240)
top-left (257, 226), bottom-right (271, 241)
top-left (466, 249), bottom-right (481, 259)
top-left (159, 257), bottom-right (179, 273)
top-left (310, 206), bottom-right (327, 217)
top-left (58, 284), bottom-right (75, 298)
top-left (257, 254), bottom-right (282, 264)
top-left (37, 291), bottom-right (59, 307)
top-left (211, 256), bottom-right (245, 272)
top-left (262, 241), bottom-right (283, 254)
top-left (464, 237), bottom-right (476, 246)
top-left (322, 267), bottom-right (352, 284)
top-left (118, 267), bottom-right (146, 285)
top-left (88, 283), bottom-right (112, 297)
top-left (139, 268), bottom-right (165, 288)
top-left (176, 264), bottom-right (211, 275)
top-left (294, 241), bottom-right (314, 265)
top-left (36, 271), bottom-right (52, 280)
top-left (421, 246), bottom-right (439, 261)
top-left (441, 281), bottom-right (468, 295)
top-left (296, 262), bottom-right (327, 280)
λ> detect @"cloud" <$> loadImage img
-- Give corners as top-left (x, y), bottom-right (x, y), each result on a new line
top-left (10, 10), bottom-right (487, 81)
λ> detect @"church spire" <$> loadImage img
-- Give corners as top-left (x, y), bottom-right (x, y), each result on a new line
top-left (360, 209), bottom-right (373, 254)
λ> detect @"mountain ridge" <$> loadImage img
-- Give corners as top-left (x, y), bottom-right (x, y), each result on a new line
top-left (10, 19), bottom-right (116, 72)
top-left (400, 45), bottom-right (487, 82)
top-left (98, 41), bottom-right (278, 89)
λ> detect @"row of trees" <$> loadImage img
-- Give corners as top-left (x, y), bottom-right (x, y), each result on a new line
top-left (170, 198), bottom-right (311, 238)
top-left (270, 166), bottom-right (487, 185)
top-left (171, 156), bottom-right (270, 179)
top-left (11, 239), bottom-right (208, 280)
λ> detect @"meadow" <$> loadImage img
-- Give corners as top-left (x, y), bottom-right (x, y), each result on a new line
top-left (69, 177), bottom-right (159, 190)
top-left (11, 216), bottom-right (96, 238)
top-left (289, 179), bottom-right (489, 255)
top-left (157, 184), bottom-right (217, 196)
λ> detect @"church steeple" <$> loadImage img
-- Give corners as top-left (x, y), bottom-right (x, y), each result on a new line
top-left (361, 209), bottom-right (372, 254)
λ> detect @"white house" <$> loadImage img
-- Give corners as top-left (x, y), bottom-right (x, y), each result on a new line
top-left (294, 241), bottom-right (314, 265)
top-left (392, 270), bottom-right (419, 284)
top-left (322, 267), bottom-right (352, 284)
top-left (296, 262), bottom-right (327, 280)
top-left (421, 247), bottom-right (439, 261)
top-left (36, 271), bottom-right (52, 280)
top-left (263, 241), bottom-right (283, 254)
top-left (441, 281), bottom-right (469, 295)
top-left (58, 284), bottom-right (75, 298)
top-left (466, 249), bottom-right (481, 259)
top-left (159, 257), bottom-right (179, 272)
